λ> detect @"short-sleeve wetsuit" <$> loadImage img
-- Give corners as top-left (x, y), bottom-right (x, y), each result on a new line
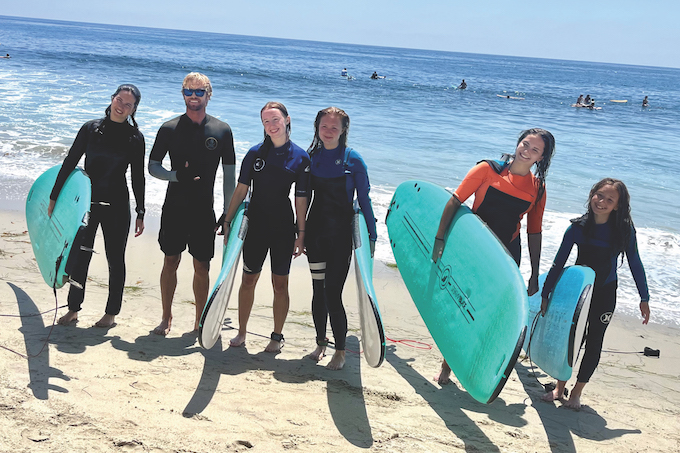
top-left (453, 160), bottom-right (545, 264)
top-left (149, 114), bottom-right (235, 262)
top-left (50, 117), bottom-right (145, 315)
top-left (238, 140), bottom-right (310, 276)
top-left (306, 145), bottom-right (377, 350)
top-left (541, 217), bottom-right (649, 382)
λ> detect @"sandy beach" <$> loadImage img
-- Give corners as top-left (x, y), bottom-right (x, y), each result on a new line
top-left (1, 207), bottom-right (679, 453)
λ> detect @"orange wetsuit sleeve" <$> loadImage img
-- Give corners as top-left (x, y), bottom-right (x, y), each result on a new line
top-left (452, 162), bottom-right (490, 204)
top-left (526, 186), bottom-right (546, 234)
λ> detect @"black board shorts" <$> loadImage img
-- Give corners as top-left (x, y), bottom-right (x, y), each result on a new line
top-left (159, 204), bottom-right (216, 262)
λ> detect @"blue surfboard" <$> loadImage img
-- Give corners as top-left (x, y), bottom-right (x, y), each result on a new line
top-left (524, 266), bottom-right (594, 381)
top-left (198, 202), bottom-right (248, 349)
top-left (386, 181), bottom-right (528, 403)
top-left (352, 208), bottom-right (386, 368)
top-left (25, 165), bottom-right (91, 289)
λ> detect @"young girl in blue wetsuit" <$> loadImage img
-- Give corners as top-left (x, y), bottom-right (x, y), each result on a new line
top-left (305, 107), bottom-right (377, 370)
top-left (222, 102), bottom-right (310, 353)
top-left (541, 178), bottom-right (650, 409)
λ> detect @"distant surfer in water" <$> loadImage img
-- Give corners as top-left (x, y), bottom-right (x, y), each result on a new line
top-left (432, 128), bottom-right (555, 385)
top-left (341, 68), bottom-right (348, 77)
top-left (370, 71), bottom-right (380, 79)
top-left (458, 79), bottom-right (467, 89)
top-left (149, 72), bottom-right (236, 336)
top-left (50, 84), bottom-right (145, 328)
top-left (540, 178), bottom-right (650, 410)
top-left (304, 107), bottom-right (377, 370)
top-left (0, 54), bottom-right (9, 59)
top-left (576, 94), bottom-right (584, 105)
top-left (642, 96), bottom-right (649, 107)
top-left (222, 102), bottom-right (310, 353)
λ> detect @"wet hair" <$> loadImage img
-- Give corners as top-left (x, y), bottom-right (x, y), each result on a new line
top-left (105, 83), bottom-right (142, 128)
top-left (182, 72), bottom-right (212, 96)
top-left (573, 178), bottom-right (633, 257)
top-left (259, 101), bottom-right (291, 156)
top-left (308, 107), bottom-right (350, 157)
top-left (501, 128), bottom-right (555, 204)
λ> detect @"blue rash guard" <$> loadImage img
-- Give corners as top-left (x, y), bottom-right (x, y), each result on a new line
top-left (542, 218), bottom-right (650, 302)
top-left (307, 145), bottom-right (377, 241)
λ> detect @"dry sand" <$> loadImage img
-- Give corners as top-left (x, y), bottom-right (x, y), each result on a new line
top-left (0, 208), bottom-right (678, 453)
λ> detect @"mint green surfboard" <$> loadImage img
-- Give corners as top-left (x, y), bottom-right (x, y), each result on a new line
top-left (199, 203), bottom-right (248, 349)
top-left (386, 180), bottom-right (528, 404)
top-left (523, 266), bottom-right (594, 381)
top-left (25, 165), bottom-right (91, 289)
top-left (352, 208), bottom-right (386, 367)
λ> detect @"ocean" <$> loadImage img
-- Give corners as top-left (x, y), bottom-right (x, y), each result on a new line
top-left (1, 16), bottom-right (678, 326)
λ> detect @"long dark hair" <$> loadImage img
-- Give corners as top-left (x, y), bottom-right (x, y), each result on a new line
top-left (573, 178), bottom-right (633, 257)
top-left (502, 128), bottom-right (555, 204)
top-left (104, 83), bottom-right (142, 129)
top-left (308, 107), bottom-right (350, 157)
top-left (259, 101), bottom-right (290, 157)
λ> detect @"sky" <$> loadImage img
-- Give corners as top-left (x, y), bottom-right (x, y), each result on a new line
top-left (3, 0), bottom-right (680, 68)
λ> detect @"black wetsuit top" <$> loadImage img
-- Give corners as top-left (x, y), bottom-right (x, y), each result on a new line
top-left (149, 114), bottom-right (235, 212)
top-left (51, 118), bottom-right (145, 213)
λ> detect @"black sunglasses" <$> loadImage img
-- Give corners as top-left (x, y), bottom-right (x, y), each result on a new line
top-left (182, 88), bottom-right (207, 97)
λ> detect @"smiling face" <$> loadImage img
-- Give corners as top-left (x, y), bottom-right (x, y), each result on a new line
top-left (318, 113), bottom-right (344, 149)
top-left (182, 79), bottom-right (211, 113)
top-left (261, 108), bottom-right (290, 146)
top-left (590, 184), bottom-right (620, 223)
top-left (109, 90), bottom-right (137, 123)
top-left (514, 134), bottom-right (545, 167)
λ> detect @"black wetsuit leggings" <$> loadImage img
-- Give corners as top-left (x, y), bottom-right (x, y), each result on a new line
top-left (307, 232), bottom-right (352, 351)
top-left (67, 203), bottom-right (131, 315)
top-left (577, 281), bottom-right (617, 383)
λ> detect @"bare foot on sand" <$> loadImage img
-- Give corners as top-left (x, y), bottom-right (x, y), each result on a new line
top-left (562, 393), bottom-right (582, 410)
top-left (265, 339), bottom-right (283, 353)
top-left (434, 360), bottom-right (452, 385)
top-left (306, 344), bottom-right (326, 362)
top-left (326, 350), bottom-right (345, 370)
top-left (153, 318), bottom-right (172, 336)
top-left (94, 314), bottom-right (115, 328)
top-left (541, 388), bottom-right (565, 402)
top-left (57, 310), bottom-right (78, 325)
top-left (229, 333), bottom-right (246, 347)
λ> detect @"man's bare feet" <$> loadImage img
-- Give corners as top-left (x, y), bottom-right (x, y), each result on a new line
top-left (307, 344), bottom-right (326, 362)
top-left (265, 339), bottom-right (283, 353)
top-left (57, 310), bottom-right (78, 325)
top-left (94, 314), bottom-right (115, 328)
top-left (326, 350), bottom-right (345, 370)
top-left (153, 318), bottom-right (172, 336)
top-left (229, 332), bottom-right (246, 347)
top-left (434, 360), bottom-right (452, 385)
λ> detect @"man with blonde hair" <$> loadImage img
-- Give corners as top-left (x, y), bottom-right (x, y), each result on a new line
top-left (149, 72), bottom-right (236, 336)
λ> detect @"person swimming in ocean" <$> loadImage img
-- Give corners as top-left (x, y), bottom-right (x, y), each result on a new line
top-left (370, 71), bottom-right (379, 79)
top-left (458, 79), bottom-right (467, 89)
top-left (576, 94), bottom-right (584, 105)
top-left (642, 96), bottom-right (649, 107)
top-left (341, 68), bottom-right (348, 77)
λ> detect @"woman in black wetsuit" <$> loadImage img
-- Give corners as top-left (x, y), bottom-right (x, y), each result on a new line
top-left (49, 84), bottom-right (145, 328)
top-left (305, 107), bottom-right (377, 370)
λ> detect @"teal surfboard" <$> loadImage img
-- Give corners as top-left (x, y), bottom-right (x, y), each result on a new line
top-left (25, 165), bottom-right (91, 289)
top-left (198, 202), bottom-right (248, 349)
top-left (524, 266), bottom-right (594, 381)
top-left (386, 181), bottom-right (528, 404)
top-left (352, 208), bottom-right (386, 367)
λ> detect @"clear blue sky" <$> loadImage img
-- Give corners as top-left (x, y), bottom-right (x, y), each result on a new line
top-left (4, 0), bottom-right (679, 68)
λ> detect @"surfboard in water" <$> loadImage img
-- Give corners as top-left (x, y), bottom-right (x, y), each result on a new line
top-left (386, 180), bottom-right (528, 404)
top-left (198, 202), bottom-right (248, 350)
top-left (523, 266), bottom-right (594, 381)
top-left (352, 208), bottom-right (386, 368)
top-left (25, 165), bottom-right (91, 289)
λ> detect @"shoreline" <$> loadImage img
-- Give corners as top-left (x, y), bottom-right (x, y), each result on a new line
top-left (1, 208), bottom-right (679, 452)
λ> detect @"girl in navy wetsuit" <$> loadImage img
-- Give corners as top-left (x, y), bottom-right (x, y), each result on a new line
top-left (223, 102), bottom-right (310, 353)
top-left (49, 84), bottom-right (145, 328)
top-left (305, 107), bottom-right (377, 370)
top-left (540, 178), bottom-right (650, 409)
